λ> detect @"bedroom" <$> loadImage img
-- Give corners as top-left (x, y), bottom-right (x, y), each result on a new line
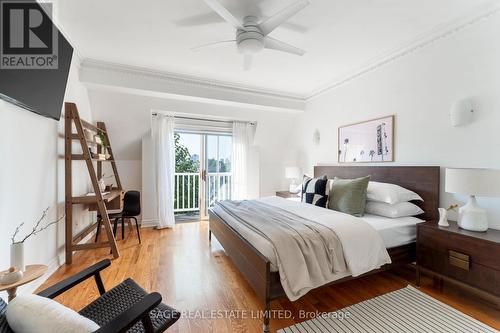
top-left (1, 0), bottom-right (500, 332)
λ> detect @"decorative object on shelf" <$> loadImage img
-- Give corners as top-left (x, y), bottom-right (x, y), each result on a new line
top-left (450, 98), bottom-right (474, 127)
top-left (84, 129), bottom-right (94, 142)
top-left (312, 129), bottom-right (320, 146)
top-left (285, 167), bottom-right (302, 193)
top-left (0, 267), bottom-right (23, 285)
top-left (9, 207), bottom-right (64, 271)
top-left (97, 132), bottom-right (108, 147)
top-left (88, 147), bottom-right (96, 158)
top-left (445, 168), bottom-right (500, 232)
top-left (338, 115), bottom-right (394, 163)
top-left (99, 173), bottom-right (114, 192)
top-left (98, 178), bottom-right (106, 192)
top-left (104, 148), bottom-right (111, 160)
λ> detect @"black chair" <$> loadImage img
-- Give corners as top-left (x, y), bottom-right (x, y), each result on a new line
top-left (96, 191), bottom-right (142, 244)
top-left (0, 260), bottom-right (180, 333)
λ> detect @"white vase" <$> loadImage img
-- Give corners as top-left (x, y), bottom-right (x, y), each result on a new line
top-left (98, 178), bottom-right (106, 192)
top-left (438, 208), bottom-right (449, 227)
top-left (10, 242), bottom-right (25, 272)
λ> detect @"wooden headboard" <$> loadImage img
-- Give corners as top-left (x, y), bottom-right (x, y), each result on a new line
top-left (314, 166), bottom-right (440, 221)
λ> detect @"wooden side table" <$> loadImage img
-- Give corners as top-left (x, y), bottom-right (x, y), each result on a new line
top-left (416, 221), bottom-right (500, 303)
top-left (276, 191), bottom-right (301, 201)
top-left (0, 265), bottom-right (47, 301)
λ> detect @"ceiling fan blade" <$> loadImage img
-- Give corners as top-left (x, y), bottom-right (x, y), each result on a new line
top-left (263, 36), bottom-right (305, 56)
top-left (258, 0), bottom-right (309, 36)
top-left (174, 12), bottom-right (222, 26)
top-left (203, 0), bottom-right (245, 30)
top-left (191, 40), bottom-right (235, 51)
top-left (281, 21), bottom-right (308, 33)
top-left (243, 54), bottom-right (253, 71)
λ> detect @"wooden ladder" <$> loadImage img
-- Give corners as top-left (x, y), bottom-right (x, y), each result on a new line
top-left (65, 102), bottom-right (122, 264)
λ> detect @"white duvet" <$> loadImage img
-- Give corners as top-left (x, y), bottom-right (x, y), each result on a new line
top-left (212, 196), bottom-right (391, 301)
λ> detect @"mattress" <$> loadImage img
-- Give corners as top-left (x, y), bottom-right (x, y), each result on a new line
top-left (211, 197), bottom-right (422, 272)
top-left (361, 214), bottom-right (424, 249)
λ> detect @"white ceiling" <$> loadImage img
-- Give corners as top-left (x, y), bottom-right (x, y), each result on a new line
top-left (55, 0), bottom-right (496, 97)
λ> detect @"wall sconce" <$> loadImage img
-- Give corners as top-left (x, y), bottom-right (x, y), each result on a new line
top-left (450, 99), bottom-right (474, 127)
top-left (312, 129), bottom-right (320, 146)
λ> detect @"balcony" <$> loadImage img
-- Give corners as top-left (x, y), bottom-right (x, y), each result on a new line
top-left (174, 172), bottom-right (232, 217)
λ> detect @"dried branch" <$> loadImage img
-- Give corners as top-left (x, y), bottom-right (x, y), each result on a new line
top-left (19, 207), bottom-right (49, 243)
top-left (30, 214), bottom-right (65, 238)
top-left (10, 222), bottom-right (25, 244)
top-left (11, 207), bottom-right (65, 244)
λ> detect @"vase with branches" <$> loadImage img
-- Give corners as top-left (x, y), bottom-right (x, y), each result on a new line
top-left (10, 207), bottom-right (64, 271)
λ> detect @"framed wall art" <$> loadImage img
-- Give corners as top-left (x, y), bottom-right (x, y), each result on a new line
top-left (338, 115), bottom-right (394, 163)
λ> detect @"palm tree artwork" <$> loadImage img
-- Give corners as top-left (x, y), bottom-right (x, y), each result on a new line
top-left (343, 138), bottom-right (349, 162)
top-left (369, 150), bottom-right (375, 161)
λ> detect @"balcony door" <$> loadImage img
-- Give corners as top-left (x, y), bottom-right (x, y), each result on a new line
top-left (174, 132), bottom-right (232, 221)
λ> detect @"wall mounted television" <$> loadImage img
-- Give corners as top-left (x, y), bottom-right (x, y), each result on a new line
top-left (0, 0), bottom-right (73, 120)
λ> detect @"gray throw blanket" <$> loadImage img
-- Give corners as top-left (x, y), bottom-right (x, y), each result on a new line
top-left (216, 200), bottom-right (347, 300)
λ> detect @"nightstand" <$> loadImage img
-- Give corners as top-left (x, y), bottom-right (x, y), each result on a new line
top-left (276, 191), bottom-right (300, 201)
top-left (416, 220), bottom-right (500, 301)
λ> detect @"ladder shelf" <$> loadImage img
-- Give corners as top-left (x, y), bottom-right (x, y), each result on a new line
top-left (64, 102), bottom-right (123, 264)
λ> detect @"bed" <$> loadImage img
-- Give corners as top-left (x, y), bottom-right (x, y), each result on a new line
top-left (208, 166), bottom-right (440, 332)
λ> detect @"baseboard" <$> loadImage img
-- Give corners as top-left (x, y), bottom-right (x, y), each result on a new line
top-left (140, 219), bottom-right (158, 228)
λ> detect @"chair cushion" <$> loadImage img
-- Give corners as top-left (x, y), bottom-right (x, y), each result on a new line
top-left (6, 294), bottom-right (99, 333)
top-left (79, 278), bottom-right (179, 333)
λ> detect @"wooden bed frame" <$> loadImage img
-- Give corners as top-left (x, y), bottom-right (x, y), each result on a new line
top-left (208, 166), bottom-right (440, 332)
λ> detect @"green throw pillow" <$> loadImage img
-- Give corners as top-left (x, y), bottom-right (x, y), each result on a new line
top-left (329, 176), bottom-right (370, 217)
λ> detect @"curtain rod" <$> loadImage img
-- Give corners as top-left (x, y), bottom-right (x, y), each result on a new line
top-left (151, 113), bottom-right (256, 125)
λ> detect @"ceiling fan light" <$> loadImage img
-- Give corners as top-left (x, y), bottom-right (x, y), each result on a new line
top-left (238, 38), bottom-right (264, 54)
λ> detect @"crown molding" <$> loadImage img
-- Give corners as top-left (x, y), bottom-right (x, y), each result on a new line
top-left (306, 2), bottom-right (500, 99)
top-left (82, 59), bottom-right (306, 100)
top-left (80, 60), bottom-right (306, 113)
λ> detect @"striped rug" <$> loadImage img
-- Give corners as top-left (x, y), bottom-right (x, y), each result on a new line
top-left (278, 286), bottom-right (498, 333)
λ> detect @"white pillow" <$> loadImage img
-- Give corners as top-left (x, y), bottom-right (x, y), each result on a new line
top-left (365, 201), bottom-right (424, 218)
top-left (367, 181), bottom-right (423, 204)
top-left (6, 294), bottom-right (99, 333)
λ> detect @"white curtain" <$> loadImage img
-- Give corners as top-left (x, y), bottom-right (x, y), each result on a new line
top-left (151, 114), bottom-right (176, 229)
top-left (232, 122), bottom-right (254, 200)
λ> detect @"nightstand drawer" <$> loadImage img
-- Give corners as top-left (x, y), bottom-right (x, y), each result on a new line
top-left (418, 244), bottom-right (500, 295)
top-left (418, 227), bottom-right (500, 271)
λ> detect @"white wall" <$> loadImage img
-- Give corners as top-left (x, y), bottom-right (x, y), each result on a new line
top-left (88, 89), bottom-right (298, 220)
top-left (293, 12), bottom-right (500, 228)
top-left (0, 57), bottom-right (94, 296)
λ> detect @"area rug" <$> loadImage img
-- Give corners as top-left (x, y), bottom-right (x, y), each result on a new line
top-left (278, 286), bottom-right (498, 333)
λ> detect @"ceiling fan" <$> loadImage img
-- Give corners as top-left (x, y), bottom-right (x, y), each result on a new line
top-left (190, 0), bottom-right (309, 70)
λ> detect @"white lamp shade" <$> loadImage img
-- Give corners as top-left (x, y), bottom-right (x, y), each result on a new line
top-left (445, 168), bottom-right (500, 197)
top-left (285, 167), bottom-right (301, 179)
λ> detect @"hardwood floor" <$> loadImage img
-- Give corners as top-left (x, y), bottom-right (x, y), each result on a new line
top-left (38, 221), bottom-right (500, 333)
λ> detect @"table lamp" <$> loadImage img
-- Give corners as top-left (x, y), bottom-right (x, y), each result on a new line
top-left (445, 168), bottom-right (500, 232)
top-left (285, 167), bottom-right (301, 194)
